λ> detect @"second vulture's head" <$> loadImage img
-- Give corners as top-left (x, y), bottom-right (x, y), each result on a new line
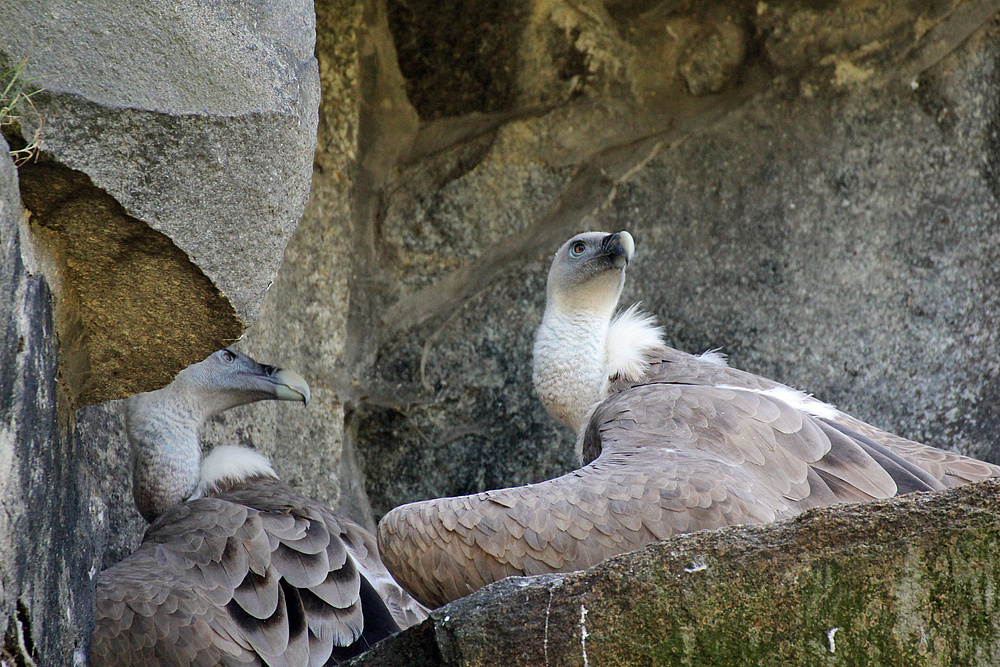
top-left (545, 231), bottom-right (635, 317)
top-left (169, 348), bottom-right (311, 415)
top-left (126, 348), bottom-right (311, 522)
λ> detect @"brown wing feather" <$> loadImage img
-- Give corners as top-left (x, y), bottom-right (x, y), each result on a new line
top-left (379, 444), bottom-right (796, 609)
top-left (379, 381), bottom-right (861, 609)
top-left (93, 557), bottom-right (256, 667)
top-left (614, 345), bottom-right (1000, 487)
top-left (379, 367), bottom-right (1000, 609)
top-left (93, 478), bottom-right (427, 667)
top-left (828, 412), bottom-right (1000, 487)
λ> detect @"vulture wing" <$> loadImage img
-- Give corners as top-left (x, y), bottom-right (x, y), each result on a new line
top-left (609, 346), bottom-right (1000, 488)
top-left (93, 479), bottom-right (426, 667)
top-left (379, 379), bottom-right (958, 608)
top-left (379, 444), bottom-right (792, 609)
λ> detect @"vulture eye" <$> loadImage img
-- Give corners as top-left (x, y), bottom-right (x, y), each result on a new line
top-left (221, 350), bottom-right (236, 363)
top-left (570, 241), bottom-right (587, 257)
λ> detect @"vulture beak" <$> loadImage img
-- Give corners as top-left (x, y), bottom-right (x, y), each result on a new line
top-left (603, 231), bottom-right (635, 269)
top-left (268, 368), bottom-right (312, 405)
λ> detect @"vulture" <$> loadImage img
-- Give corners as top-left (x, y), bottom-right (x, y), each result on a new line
top-left (377, 230), bottom-right (1000, 608)
top-left (92, 349), bottom-right (427, 667)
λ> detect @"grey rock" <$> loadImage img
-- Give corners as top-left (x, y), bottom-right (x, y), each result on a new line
top-left (339, 7), bottom-right (1000, 659)
top-left (0, 144), bottom-right (99, 666)
top-left (76, 401), bottom-right (145, 571)
top-left (0, 0), bottom-right (322, 659)
top-left (198, 0), bottom-right (380, 525)
top-left (0, 0), bottom-right (319, 402)
top-left (598, 87), bottom-right (1000, 461)
top-left (345, 2), bottom-right (1000, 524)
top-left (601, 39), bottom-right (1000, 463)
top-left (15, 162), bottom-right (243, 407)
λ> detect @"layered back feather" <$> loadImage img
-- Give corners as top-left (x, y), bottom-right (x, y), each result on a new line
top-left (94, 473), bottom-right (427, 666)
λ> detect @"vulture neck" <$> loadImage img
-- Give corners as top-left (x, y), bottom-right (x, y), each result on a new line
top-left (126, 384), bottom-right (213, 522)
top-left (193, 445), bottom-right (277, 498)
top-left (533, 294), bottom-right (617, 435)
top-left (534, 293), bottom-right (667, 442)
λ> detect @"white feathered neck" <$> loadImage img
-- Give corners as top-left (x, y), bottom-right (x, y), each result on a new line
top-left (603, 304), bottom-right (665, 385)
top-left (127, 375), bottom-right (280, 520)
top-left (533, 300), bottom-right (665, 435)
top-left (193, 445), bottom-right (278, 498)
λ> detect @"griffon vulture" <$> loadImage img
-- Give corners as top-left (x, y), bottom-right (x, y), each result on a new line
top-left (377, 231), bottom-right (1000, 608)
top-left (92, 349), bottom-right (426, 666)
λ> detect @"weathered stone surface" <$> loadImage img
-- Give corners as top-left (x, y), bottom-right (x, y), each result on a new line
top-left (0, 144), bottom-right (99, 665)
top-left (16, 163), bottom-right (239, 407)
top-left (76, 400), bottom-right (145, 570)
top-left (349, 2), bottom-right (1000, 515)
top-left (348, 479), bottom-right (1000, 667)
top-left (200, 0), bottom-right (371, 523)
top-left (0, 0), bottom-right (319, 403)
top-left (603, 30), bottom-right (1000, 463)
top-left (80, 1), bottom-right (366, 575)
top-left (0, 0), bottom-right (321, 661)
top-left (207, 0), bottom-right (1000, 537)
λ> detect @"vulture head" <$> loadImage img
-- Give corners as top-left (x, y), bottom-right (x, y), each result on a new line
top-left (544, 231), bottom-right (635, 317)
top-left (534, 231), bottom-right (646, 437)
top-left (168, 348), bottom-right (310, 412)
top-left (125, 349), bottom-right (310, 522)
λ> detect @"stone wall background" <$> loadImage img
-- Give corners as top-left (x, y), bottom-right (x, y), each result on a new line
top-left (0, 0), bottom-right (998, 663)
top-left (0, 0), bottom-right (319, 661)
top-left (327, 0), bottom-right (1000, 525)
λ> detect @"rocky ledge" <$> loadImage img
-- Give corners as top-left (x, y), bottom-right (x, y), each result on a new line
top-left (350, 479), bottom-right (1000, 666)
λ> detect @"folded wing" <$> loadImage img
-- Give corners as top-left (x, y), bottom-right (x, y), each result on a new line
top-left (93, 479), bottom-right (427, 667)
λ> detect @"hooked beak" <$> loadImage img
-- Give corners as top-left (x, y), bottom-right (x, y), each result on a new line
top-left (602, 231), bottom-right (635, 269)
top-left (269, 368), bottom-right (311, 405)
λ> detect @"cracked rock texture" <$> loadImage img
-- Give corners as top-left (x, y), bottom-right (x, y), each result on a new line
top-left (1, 0), bottom-right (999, 664)
top-left (333, 0), bottom-right (1000, 526)
top-left (0, 139), bottom-right (98, 666)
top-left (1, 0), bottom-right (319, 404)
top-left (0, 0), bottom-right (318, 662)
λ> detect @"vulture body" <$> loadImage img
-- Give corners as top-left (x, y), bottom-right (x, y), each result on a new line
top-left (92, 350), bottom-right (426, 667)
top-left (378, 231), bottom-right (1000, 609)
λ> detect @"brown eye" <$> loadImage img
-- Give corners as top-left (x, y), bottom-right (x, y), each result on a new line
top-left (221, 350), bottom-right (235, 363)
top-left (570, 241), bottom-right (587, 257)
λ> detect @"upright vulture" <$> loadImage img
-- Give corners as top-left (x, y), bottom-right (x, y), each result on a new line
top-left (378, 231), bottom-right (1000, 608)
top-left (92, 349), bottom-right (426, 666)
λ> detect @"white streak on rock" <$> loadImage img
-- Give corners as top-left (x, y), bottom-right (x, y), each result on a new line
top-left (684, 556), bottom-right (709, 573)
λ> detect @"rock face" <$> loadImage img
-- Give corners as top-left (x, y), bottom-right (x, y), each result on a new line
top-left (331, 0), bottom-right (1000, 526)
top-left (0, 138), bottom-right (98, 666)
top-left (0, 2), bottom-right (319, 662)
top-left (347, 479), bottom-right (1000, 667)
top-left (1, 0), bottom-right (999, 664)
top-left (1, 0), bottom-right (319, 405)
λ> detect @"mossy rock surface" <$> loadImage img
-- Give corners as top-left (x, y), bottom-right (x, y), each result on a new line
top-left (350, 479), bottom-right (1000, 667)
